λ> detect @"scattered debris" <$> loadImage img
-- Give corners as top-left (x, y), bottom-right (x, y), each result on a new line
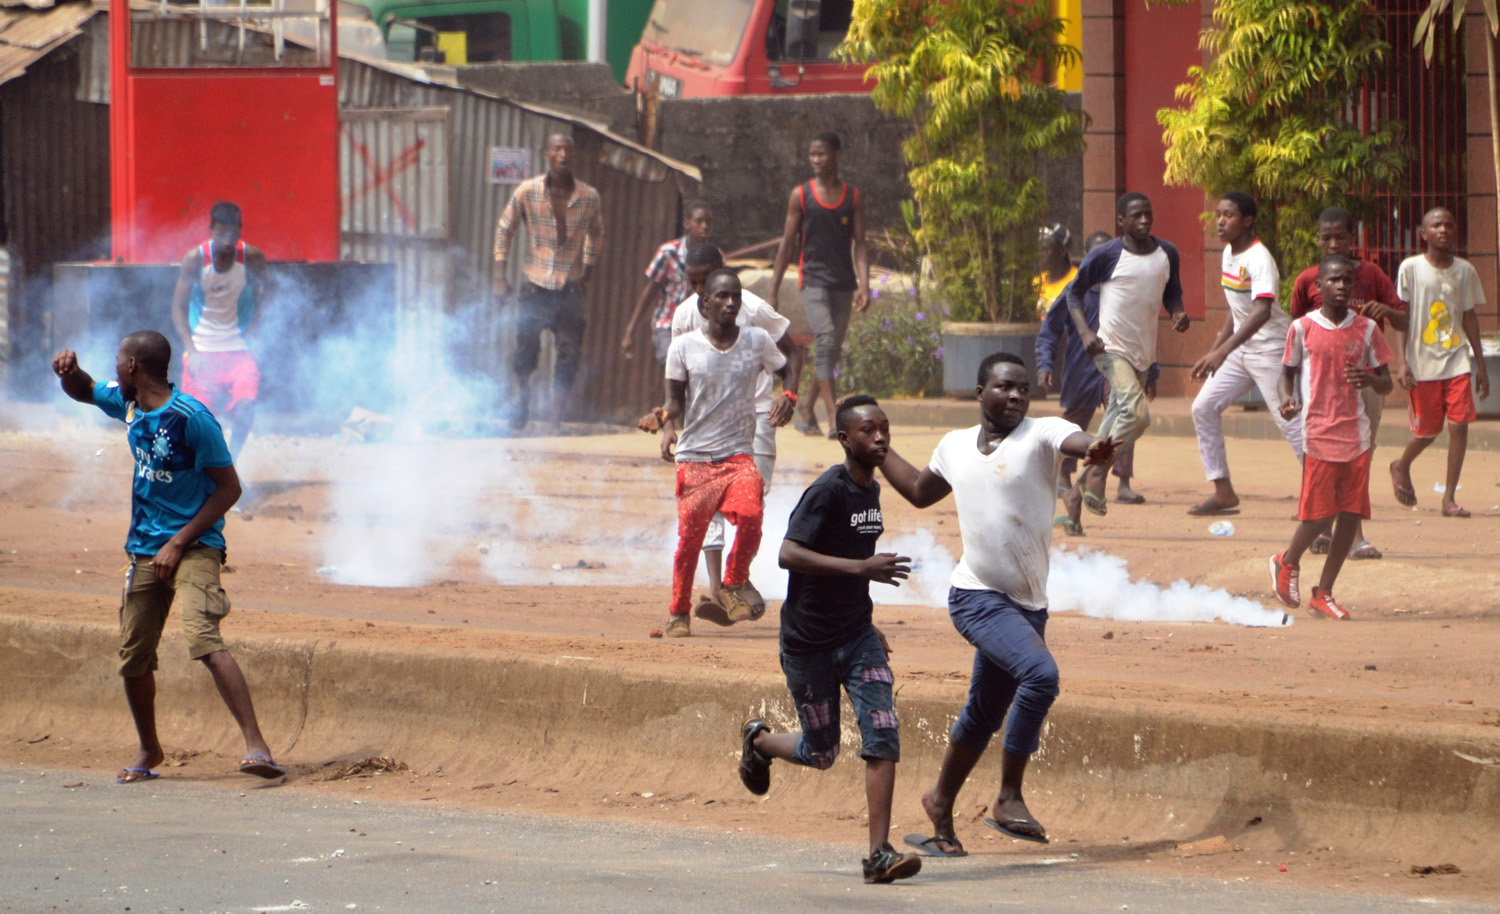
top-left (1409, 863), bottom-right (1461, 876)
top-left (472, 782), bottom-right (495, 790)
top-left (1244, 816), bottom-right (1262, 827)
top-left (26, 734), bottom-right (49, 744)
top-left (63, 781), bottom-right (85, 789)
top-left (321, 756), bottom-right (409, 780)
top-left (1453, 750), bottom-right (1499, 767)
top-left (1103, 631), bottom-right (1115, 640)
top-left (1364, 664), bottom-right (1377, 671)
top-left (649, 628), bottom-right (663, 638)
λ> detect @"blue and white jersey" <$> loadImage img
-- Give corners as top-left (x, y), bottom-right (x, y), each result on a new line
top-left (93, 383), bottom-right (233, 555)
top-left (188, 240), bottom-right (255, 353)
top-left (1066, 237), bottom-right (1183, 371)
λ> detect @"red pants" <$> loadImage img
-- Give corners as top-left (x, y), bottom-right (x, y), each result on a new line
top-left (671, 456), bottom-right (764, 616)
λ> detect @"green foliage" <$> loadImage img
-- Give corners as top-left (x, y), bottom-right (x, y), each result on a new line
top-left (839, 0), bottom-right (1085, 323)
top-left (1152, 0), bottom-right (1409, 277)
top-left (1414, 0), bottom-right (1498, 64)
top-left (823, 285), bottom-right (945, 399)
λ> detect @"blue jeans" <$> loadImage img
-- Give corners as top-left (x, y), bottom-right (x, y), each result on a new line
top-left (779, 624), bottom-right (900, 769)
top-left (948, 588), bottom-right (1059, 757)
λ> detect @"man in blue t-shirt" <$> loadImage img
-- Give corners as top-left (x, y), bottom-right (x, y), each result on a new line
top-left (52, 331), bottom-right (283, 785)
top-left (737, 395), bottom-right (921, 885)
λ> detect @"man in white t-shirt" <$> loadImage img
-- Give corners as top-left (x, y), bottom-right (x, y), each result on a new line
top-left (1389, 207), bottom-right (1490, 518)
top-left (879, 352), bottom-right (1114, 857)
top-left (639, 269), bottom-right (792, 637)
top-left (1188, 191), bottom-right (1304, 515)
top-left (672, 245), bottom-right (804, 619)
top-left (1059, 192), bottom-right (1189, 533)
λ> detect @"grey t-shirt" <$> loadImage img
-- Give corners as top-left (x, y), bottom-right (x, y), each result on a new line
top-left (666, 327), bottom-right (786, 462)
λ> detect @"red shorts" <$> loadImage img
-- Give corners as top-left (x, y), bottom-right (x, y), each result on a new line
top-left (1407, 375), bottom-right (1476, 438)
top-left (182, 349), bottom-right (260, 415)
top-left (1298, 448), bottom-right (1372, 521)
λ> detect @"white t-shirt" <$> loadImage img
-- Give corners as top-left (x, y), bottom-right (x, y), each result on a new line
top-left (671, 289), bottom-right (790, 412)
top-left (928, 417), bottom-right (1080, 610)
top-left (666, 327), bottom-right (786, 463)
top-left (1098, 246), bottom-right (1172, 371)
top-left (1221, 240), bottom-right (1289, 353)
top-left (1396, 255), bottom-right (1484, 381)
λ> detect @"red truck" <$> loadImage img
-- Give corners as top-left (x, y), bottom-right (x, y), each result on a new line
top-left (625, 0), bottom-right (872, 97)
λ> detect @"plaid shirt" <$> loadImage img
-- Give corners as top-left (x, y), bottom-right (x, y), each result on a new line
top-left (645, 236), bottom-right (692, 329)
top-left (493, 173), bottom-right (603, 290)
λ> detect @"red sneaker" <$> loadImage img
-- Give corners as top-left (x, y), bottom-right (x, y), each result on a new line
top-left (1269, 551), bottom-right (1299, 608)
top-left (1308, 587), bottom-right (1351, 620)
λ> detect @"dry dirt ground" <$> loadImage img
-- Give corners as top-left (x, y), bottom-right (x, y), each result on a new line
top-left (3, 401), bottom-right (1499, 902)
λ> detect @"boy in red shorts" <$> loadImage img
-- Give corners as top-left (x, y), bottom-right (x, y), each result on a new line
top-left (1270, 256), bottom-right (1393, 619)
top-left (1388, 207), bottom-right (1489, 517)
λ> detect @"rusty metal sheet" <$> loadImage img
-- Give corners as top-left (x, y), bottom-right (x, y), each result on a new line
top-left (0, 0), bottom-right (94, 86)
top-left (340, 107), bottom-right (450, 240)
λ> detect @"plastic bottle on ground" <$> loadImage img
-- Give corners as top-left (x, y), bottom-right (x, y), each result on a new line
top-left (1208, 520), bottom-right (1235, 537)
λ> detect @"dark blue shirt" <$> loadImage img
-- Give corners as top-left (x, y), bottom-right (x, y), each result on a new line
top-left (1036, 285), bottom-right (1160, 410)
top-left (93, 383), bottom-right (233, 555)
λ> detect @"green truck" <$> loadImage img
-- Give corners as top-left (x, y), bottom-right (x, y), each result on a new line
top-left (341, 0), bottom-right (652, 81)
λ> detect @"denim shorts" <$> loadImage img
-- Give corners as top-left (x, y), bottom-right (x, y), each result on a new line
top-left (779, 623), bottom-right (899, 767)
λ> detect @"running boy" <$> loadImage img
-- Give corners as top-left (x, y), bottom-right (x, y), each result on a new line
top-left (1288, 206), bottom-right (1404, 559)
top-left (1270, 256), bottom-right (1394, 619)
top-left (1061, 192), bottom-right (1189, 530)
top-left (1389, 207), bottom-right (1489, 517)
top-left (1188, 191), bottom-right (1304, 516)
top-left (738, 395), bottom-right (921, 885)
top-left (639, 269), bottom-right (791, 637)
top-left (620, 200), bottom-right (714, 363)
top-left (879, 353), bottom-right (1115, 856)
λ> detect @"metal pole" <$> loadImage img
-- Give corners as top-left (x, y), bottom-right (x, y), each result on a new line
top-left (587, 0), bottom-right (606, 64)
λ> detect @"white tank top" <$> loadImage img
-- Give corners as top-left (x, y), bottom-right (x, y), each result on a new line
top-left (190, 241), bottom-right (251, 352)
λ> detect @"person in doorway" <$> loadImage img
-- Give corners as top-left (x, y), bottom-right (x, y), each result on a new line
top-left (738, 395), bottom-right (921, 885)
top-left (1058, 193), bottom-right (1189, 534)
top-left (1036, 229), bottom-right (1156, 529)
top-left (621, 200), bottom-right (715, 364)
top-left (494, 133), bottom-right (604, 435)
top-left (1388, 207), bottom-right (1488, 518)
top-left (768, 131), bottom-right (870, 439)
top-left (670, 245), bottom-right (804, 620)
top-left (169, 201), bottom-right (268, 465)
top-left (879, 352), bottom-right (1115, 856)
top-left (1270, 256), bottom-right (1394, 619)
top-left (639, 270), bottom-right (793, 637)
top-left (51, 331), bottom-right (283, 785)
top-left (1288, 206), bottom-right (1404, 559)
top-left (1187, 191), bottom-right (1304, 515)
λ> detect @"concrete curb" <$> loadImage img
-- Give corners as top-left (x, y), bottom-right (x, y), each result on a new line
top-left (4, 614), bottom-right (1497, 859)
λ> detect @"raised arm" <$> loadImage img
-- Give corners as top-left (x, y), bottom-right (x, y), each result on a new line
top-left (767, 188), bottom-right (803, 312)
top-left (877, 445), bottom-right (951, 508)
top-left (51, 350), bottom-right (96, 403)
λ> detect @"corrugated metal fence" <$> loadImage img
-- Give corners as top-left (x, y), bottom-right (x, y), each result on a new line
top-left (336, 55), bottom-right (695, 423)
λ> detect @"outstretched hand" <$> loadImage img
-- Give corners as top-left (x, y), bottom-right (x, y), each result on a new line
top-left (861, 552), bottom-right (911, 586)
top-left (1081, 436), bottom-right (1117, 467)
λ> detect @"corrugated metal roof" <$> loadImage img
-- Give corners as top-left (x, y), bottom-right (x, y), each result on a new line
top-left (0, 0), bottom-right (95, 86)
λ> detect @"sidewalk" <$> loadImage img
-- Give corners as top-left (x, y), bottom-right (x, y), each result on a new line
top-left (880, 394), bottom-right (1500, 451)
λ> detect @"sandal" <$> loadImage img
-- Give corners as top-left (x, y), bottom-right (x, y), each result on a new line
top-left (1053, 514), bottom-right (1084, 537)
top-left (1349, 540), bottom-right (1382, 560)
top-left (794, 419), bottom-right (823, 437)
top-left (1443, 504), bottom-right (1471, 518)
top-left (1309, 533), bottom-right (1332, 555)
top-left (1082, 491), bottom-right (1108, 517)
top-left (238, 753), bottom-right (286, 779)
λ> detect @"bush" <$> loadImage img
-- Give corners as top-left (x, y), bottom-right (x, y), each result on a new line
top-left (809, 286), bottom-right (944, 399)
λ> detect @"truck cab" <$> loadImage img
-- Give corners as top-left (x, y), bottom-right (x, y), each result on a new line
top-left (344, 0), bottom-right (562, 64)
top-left (625, 0), bottom-right (871, 98)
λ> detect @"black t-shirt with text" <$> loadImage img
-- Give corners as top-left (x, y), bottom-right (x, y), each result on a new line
top-left (780, 464), bottom-right (884, 655)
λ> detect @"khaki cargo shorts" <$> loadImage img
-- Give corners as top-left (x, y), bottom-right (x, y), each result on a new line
top-left (118, 545), bottom-right (230, 678)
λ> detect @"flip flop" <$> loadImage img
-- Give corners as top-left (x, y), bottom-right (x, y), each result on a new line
top-left (692, 593), bottom-right (734, 627)
top-left (984, 816), bottom-right (1049, 844)
top-left (903, 832), bottom-right (967, 858)
top-left (1389, 461), bottom-right (1417, 507)
top-left (238, 754), bottom-right (286, 779)
top-left (116, 766), bottom-right (159, 784)
top-left (1186, 500), bottom-right (1240, 517)
top-left (1349, 540), bottom-right (1382, 560)
top-left (1443, 504), bottom-right (1471, 518)
top-left (1082, 491), bottom-right (1108, 517)
top-left (1053, 514), bottom-right (1085, 537)
top-left (1114, 492), bottom-right (1146, 505)
top-left (1309, 533), bottom-right (1332, 555)
top-left (793, 419), bottom-right (823, 437)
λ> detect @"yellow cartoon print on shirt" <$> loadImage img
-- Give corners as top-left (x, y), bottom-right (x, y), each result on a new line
top-left (1421, 299), bottom-right (1462, 349)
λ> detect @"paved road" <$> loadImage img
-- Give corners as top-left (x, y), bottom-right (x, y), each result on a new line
top-left (2, 767), bottom-right (1489, 914)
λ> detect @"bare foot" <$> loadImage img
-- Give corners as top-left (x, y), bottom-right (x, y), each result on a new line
top-left (1059, 484), bottom-right (1085, 533)
top-left (1084, 465), bottom-right (1108, 506)
top-left (1389, 460), bottom-right (1417, 507)
top-left (1114, 483), bottom-right (1146, 504)
top-left (991, 795), bottom-right (1046, 840)
top-left (1186, 494), bottom-right (1240, 516)
top-left (920, 788), bottom-right (965, 855)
